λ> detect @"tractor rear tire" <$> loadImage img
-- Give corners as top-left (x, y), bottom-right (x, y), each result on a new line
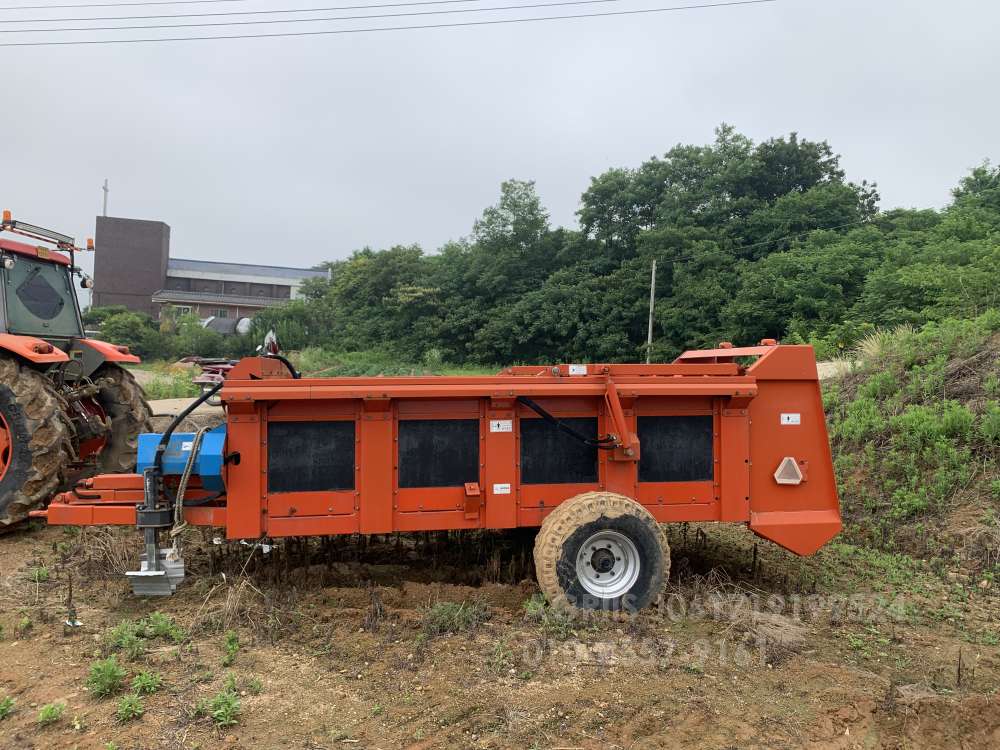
top-left (94, 365), bottom-right (153, 474)
top-left (533, 491), bottom-right (669, 613)
top-left (0, 357), bottom-right (75, 526)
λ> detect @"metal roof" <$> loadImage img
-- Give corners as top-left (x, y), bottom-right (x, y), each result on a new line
top-left (167, 257), bottom-right (327, 280)
top-left (152, 289), bottom-right (289, 307)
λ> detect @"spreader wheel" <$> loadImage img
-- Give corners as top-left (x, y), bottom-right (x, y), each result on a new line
top-left (533, 491), bottom-right (670, 612)
top-left (0, 356), bottom-right (75, 526)
top-left (94, 364), bottom-right (153, 474)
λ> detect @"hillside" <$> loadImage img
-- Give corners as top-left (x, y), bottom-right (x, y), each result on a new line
top-left (826, 313), bottom-right (1000, 571)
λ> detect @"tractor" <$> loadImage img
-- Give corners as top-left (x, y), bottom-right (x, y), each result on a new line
top-left (0, 210), bottom-right (152, 526)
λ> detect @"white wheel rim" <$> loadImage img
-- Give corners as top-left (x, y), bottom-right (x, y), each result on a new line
top-left (575, 529), bottom-right (640, 599)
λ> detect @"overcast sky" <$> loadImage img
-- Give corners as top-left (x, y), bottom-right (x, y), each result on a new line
top-left (2, 0), bottom-right (998, 280)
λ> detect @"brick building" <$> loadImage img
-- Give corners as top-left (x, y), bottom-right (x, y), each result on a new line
top-left (92, 216), bottom-right (326, 324)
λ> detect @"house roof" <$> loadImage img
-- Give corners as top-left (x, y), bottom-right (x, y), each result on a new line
top-left (167, 257), bottom-right (327, 280)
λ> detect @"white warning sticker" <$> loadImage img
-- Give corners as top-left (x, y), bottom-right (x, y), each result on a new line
top-left (180, 441), bottom-right (194, 451)
top-left (492, 483), bottom-right (512, 495)
top-left (490, 419), bottom-right (513, 433)
top-left (780, 413), bottom-right (801, 425)
top-left (568, 364), bottom-right (588, 376)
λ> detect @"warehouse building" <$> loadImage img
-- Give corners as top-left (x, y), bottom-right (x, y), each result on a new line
top-left (91, 216), bottom-right (326, 325)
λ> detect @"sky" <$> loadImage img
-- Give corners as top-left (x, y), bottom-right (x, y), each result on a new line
top-left (2, 0), bottom-right (998, 281)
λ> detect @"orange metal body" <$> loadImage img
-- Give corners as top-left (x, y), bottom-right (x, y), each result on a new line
top-left (39, 343), bottom-right (841, 555)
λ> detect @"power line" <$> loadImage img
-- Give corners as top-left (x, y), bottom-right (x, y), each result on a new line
top-left (0, 0), bottom-right (778, 43)
top-left (1, 0), bottom-right (618, 31)
top-left (2, 0), bottom-right (538, 23)
top-left (0, 0), bottom-right (250, 9)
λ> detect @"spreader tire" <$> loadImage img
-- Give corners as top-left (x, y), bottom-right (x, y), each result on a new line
top-left (533, 492), bottom-right (669, 612)
top-left (94, 364), bottom-right (153, 474)
top-left (0, 356), bottom-right (75, 526)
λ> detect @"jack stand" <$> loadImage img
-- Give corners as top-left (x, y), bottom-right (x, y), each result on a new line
top-left (126, 467), bottom-right (185, 596)
top-left (126, 547), bottom-right (185, 597)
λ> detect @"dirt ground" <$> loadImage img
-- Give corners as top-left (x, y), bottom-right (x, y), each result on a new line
top-left (0, 519), bottom-right (997, 750)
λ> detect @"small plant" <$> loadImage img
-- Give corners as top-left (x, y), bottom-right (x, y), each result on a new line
top-left (221, 631), bottom-right (240, 667)
top-left (29, 566), bottom-right (49, 583)
top-left (37, 702), bottom-right (66, 725)
top-left (108, 618), bottom-right (147, 647)
top-left (118, 633), bottom-right (146, 661)
top-left (107, 618), bottom-right (149, 659)
top-left (200, 689), bottom-right (241, 727)
top-left (523, 594), bottom-right (574, 640)
top-left (86, 655), bottom-right (127, 697)
top-left (421, 599), bottom-right (490, 636)
top-left (487, 639), bottom-right (515, 675)
top-left (15, 616), bottom-right (31, 637)
top-left (131, 670), bottom-right (163, 696)
top-left (105, 743), bottom-right (121, 750)
top-left (116, 694), bottom-right (144, 723)
top-left (145, 612), bottom-right (186, 643)
top-left (245, 676), bottom-right (264, 695)
top-left (0, 696), bottom-right (15, 720)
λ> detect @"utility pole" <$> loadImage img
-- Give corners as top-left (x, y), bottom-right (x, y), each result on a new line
top-left (102, 179), bottom-right (109, 217)
top-left (646, 258), bottom-right (656, 364)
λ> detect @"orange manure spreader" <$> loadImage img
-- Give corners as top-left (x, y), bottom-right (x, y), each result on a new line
top-left (35, 342), bottom-right (840, 606)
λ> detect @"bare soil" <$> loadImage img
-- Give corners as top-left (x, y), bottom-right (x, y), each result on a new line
top-left (0, 521), bottom-right (997, 749)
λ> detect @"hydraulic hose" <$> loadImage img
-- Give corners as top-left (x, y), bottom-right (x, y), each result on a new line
top-left (264, 352), bottom-right (300, 379)
top-left (516, 396), bottom-right (619, 450)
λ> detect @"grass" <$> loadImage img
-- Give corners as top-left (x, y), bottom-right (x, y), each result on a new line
top-left (116, 694), bottom-right (144, 723)
top-left (0, 696), bottom-right (14, 720)
top-left (28, 566), bottom-right (49, 583)
top-left (130, 363), bottom-right (200, 400)
top-left (421, 599), bottom-right (490, 636)
top-left (37, 702), bottom-right (65, 725)
top-left (86, 656), bottom-right (127, 698)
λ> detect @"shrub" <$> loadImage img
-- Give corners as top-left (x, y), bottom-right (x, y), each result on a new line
top-left (116, 694), bottom-right (144, 723)
top-left (37, 702), bottom-right (65, 725)
top-left (86, 656), bottom-right (126, 698)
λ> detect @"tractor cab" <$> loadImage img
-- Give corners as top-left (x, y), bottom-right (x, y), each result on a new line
top-left (0, 210), bottom-right (153, 526)
top-left (1, 237), bottom-right (84, 342)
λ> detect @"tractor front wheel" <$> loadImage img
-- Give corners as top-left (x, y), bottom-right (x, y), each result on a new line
top-left (94, 365), bottom-right (153, 474)
top-left (533, 491), bottom-right (670, 613)
top-left (0, 357), bottom-right (75, 526)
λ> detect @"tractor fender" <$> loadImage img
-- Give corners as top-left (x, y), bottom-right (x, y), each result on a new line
top-left (76, 338), bottom-right (141, 365)
top-left (0, 334), bottom-right (69, 364)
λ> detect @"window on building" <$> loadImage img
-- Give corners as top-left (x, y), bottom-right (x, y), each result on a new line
top-left (214, 308), bottom-right (230, 318)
